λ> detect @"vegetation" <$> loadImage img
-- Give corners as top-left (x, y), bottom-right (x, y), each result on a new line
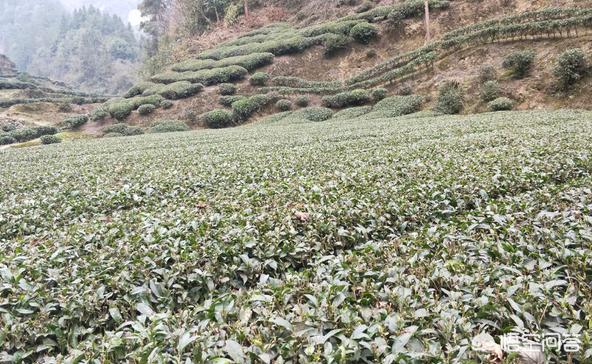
top-left (219, 83), bottom-right (237, 95)
top-left (503, 50), bottom-right (536, 79)
top-left (302, 107), bottom-right (334, 121)
top-left (231, 94), bottom-right (277, 121)
top-left (151, 65), bottom-right (248, 86)
top-left (62, 115), bottom-right (89, 130)
top-left (488, 97), bottom-right (514, 111)
top-left (204, 109), bottom-right (235, 129)
top-left (480, 80), bottom-right (500, 102)
top-left (322, 89), bottom-right (371, 108)
top-left (90, 108), bottom-right (109, 122)
top-left (350, 22), bottom-right (379, 44)
top-left (102, 124), bottom-right (145, 136)
top-left (138, 104), bottom-right (157, 116)
top-left (40, 134), bottom-right (61, 144)
top-left (371, 88), bottom-right (388, 101)
top-left (435, 81), bottom-right (464, 114)
top-left (295, 96), bottom-right (310, 107)
top-left (275, 99), bottom-right (293, 111)
top-left (142, 82), bottom-right (204, 100)
top-left (1, 109), bottom-right (590, 362)
top-left (553, 48), bottom-right (588, 90)
top-left (250, 72), bottom-right (270, 86)
top-left (107, 95), bottom-right (164, 121)
top-left (0, 1), bottom-right (142, 94)
top-left (149, 120), bottom-right (191, 133)
top-left (365, 95), bottom-right (424, 119)
top-left (172, 53), bottom-right (275, 73)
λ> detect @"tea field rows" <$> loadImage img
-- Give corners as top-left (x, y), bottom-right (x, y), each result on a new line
top-left (1, 110), bottom-right (591, 362)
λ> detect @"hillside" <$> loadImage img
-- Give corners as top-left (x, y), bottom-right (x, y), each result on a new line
top-left (34, 0), bottom-right (585, 140)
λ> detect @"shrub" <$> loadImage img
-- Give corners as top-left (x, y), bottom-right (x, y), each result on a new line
top-left (9, 127), bottom-right (39, 142)
top-left (367, 95), bottom-right (423, 118)
top-left (143, 81), bottom-right (203, 100)
top-left (478, 64), bottom-right (497, 82)
top-left (276, 99), bottom-right (293, 111)
top-left (488, 97), bottom-right (514, 111)
top-left (62, 115), bottom-right (89, 129)
top-left (150, 120), bottom-right (191, 133)
top-left (232, 94), bottom-right (276, 121)
top-left (40, 135), bottom-right (61, 144)
top-left (350, 22), bottom-right (378, 44)
top-left (356, 1), bottom-right (373, 13)
top-left (480, 80), bottom-right (499, 102)
top-left (322, 89), bottom-right (371, 108)
top-left (161, 100), bottom-right (174, 109)
top-left (0, 134), bottom-right (16, 145)
top-left (204, 109), bottom-right (235, 129)
top-left (250, 72), bottom-right (270, 86)
top-left (323, 34), bottom-right (350, 57)
top-left (123, 82), bottom-right (157, 98)
top-left (173, 53), bottom-right (274, 72)
top-left (123, 126), bottom-right (145, 136)
top-left (398, 84), bottom-right (413, 96)
top-left (295, 96), bottom-right (310, 107)
top-left (302, 107), bottom-right (334, 122)
top-left (219, 83), bottom-right (237, 95)
top-left (138, 104), bottom-right (156, 116)
top-left (151, 65), bottom-right (248, 86)
top-left (90, 108), bottom-right (109, 121)
top-left (435, 81), bottom-right (464, 114)
top-left (58, 103), bottom-right (73, 112)
top-left (553, 48), bottom-right (588, 90)
top-left (102, 124), bottom-right (128, 134)
top-left (35, 126), bottom-right (58, 136)
top-left (107, 95), bottom-right (164, 121)
top-left (220, 95), bottom-right (246, 107)
top-left (371, 88), bottom-right (388, 101)
top-left (502, 50), bottom-right (535, 79)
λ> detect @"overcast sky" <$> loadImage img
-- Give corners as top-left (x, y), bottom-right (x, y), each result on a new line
top-left (58, 0), bottom-right (143, 26)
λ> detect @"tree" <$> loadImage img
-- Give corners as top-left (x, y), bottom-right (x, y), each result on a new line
top-left (139, 0), bottom-right (171, 55)
top-left (243, 0), bottom-right (249, 17)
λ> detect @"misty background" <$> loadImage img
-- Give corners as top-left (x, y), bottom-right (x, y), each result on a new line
top-left (0, 0), bottom-right (143, 95)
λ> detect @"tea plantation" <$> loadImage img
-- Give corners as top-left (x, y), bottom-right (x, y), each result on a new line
top-left (1, 110), bottom-right (591, 362)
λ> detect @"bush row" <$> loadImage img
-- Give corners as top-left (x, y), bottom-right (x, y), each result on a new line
top-left (172, 52), bottom-right (275, 73)
top-left (106, 95), bottom-right (164, 121)
top-left (151, 65), bottom-right (248, 86)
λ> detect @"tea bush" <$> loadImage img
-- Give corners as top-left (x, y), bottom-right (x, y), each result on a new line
top-left (553, 48), bottom-right (588, 90)
top-left (138, 104), bottom-right (156, 116)
top-left (350, 22), bottom-right (378, 44)
top-left (250, 72), bottom-right (270, 86)
top-left (322, 89), bottom-right (371, 108)
top-left (40, 135), bottom-right (61, 144)
top-left (149, 120), bottom-right (191, 133)
top-left (480, 80), bottom-right (500, 102)
top-left (204, 109), bottom-right (235, 129)
top-left (488, 97), bottom-right (514, 111)
top-left (503, 50), bottom-right (535, 79)
top-left (435, 81), bottom-right (464, 114)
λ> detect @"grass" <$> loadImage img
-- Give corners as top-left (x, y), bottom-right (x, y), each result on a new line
top-left (1, 109), bottom-right (590, 362)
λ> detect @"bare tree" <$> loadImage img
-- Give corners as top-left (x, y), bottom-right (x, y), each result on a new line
top-left (244, 0), bottom-right (249, 17)
top-left (424, 0), bottom-right (431, 42)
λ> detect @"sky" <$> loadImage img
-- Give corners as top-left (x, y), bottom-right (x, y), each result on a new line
top-left (58, 0), bottom-right (143, 27)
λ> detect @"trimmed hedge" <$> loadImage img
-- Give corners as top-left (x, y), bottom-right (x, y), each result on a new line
top-left (371, 88), bottom-right (388, 101)
top-left (161, 100), bottom-right (174, 109)
top-left (366, 95), bottom-right (423, 119)
top-left (219, 83), bottom-right (237, 95)
top-left (322, 89), bottom-right (371, 108)
top-left (90, 108), bottom-right (109, 121)
top-left (350, 22), bottom-right (378, 44)
top-left (250, 72), bottom-right (270, 86)
top-left (151, 66), bottom-right (248, 86)
top-left (295, 96), bottom-right (310, 107)
top-left (232, 94), bottom-right (277, 121)
top-left (62, 115), bottom-right (89, 129)
top-left (553, 48), bottom-right (588, 90)
top-left (107, 95), bottom-right (164, 121)
top-left (276, 99), bottom-right (293, 111)
top-left (302, 107), bottom-right (334, 122)
top-left (323, 34), bottom-right (350, 57)
top-left (172, 53), bottom-right (274, 72)
top-left (503, 50), bottom-right (535, 79)
top-left (435, 81), bottom-right (464, 114)
top-left (220, 95), bottom-right (246, 107)
top-left (480, 80), bottom-right (500, 102)
top-left (143, 81), bottom-right (203, 100)
top-left (40, 135), bottom-right (61, 144)
top-left (488, 97), bottom-right (514, 111)
top-left (150, 120), bottom-right (191, 133)
top-left (0, 134), bottom-right (16, 145)
top-left (138, 104), bottom-right (156, 115)
top-left (204, 109), bottom-right (235, 129)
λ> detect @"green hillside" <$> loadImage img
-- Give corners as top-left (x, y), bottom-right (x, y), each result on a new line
top-left (1, 108), bottom-right (591, 362)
